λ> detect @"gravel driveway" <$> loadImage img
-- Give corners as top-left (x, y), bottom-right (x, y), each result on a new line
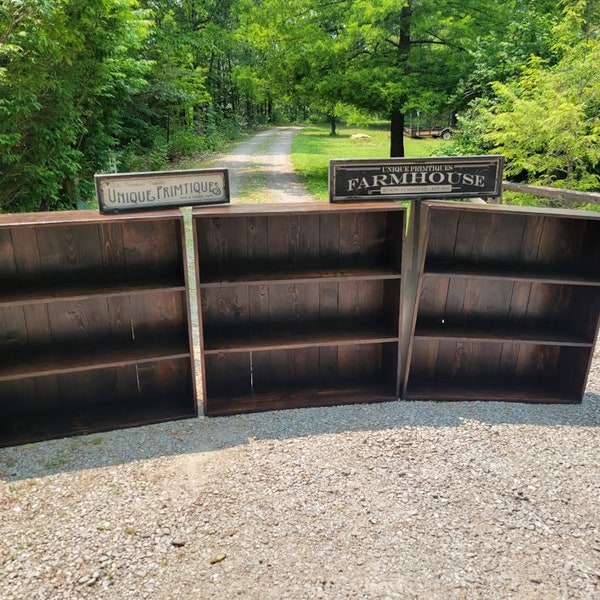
top-left (1, 129), bottom-right (599, 599)
top-left (217, 126), bottom-right (316, 203)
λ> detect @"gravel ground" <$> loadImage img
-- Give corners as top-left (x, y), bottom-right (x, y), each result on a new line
top-left (216, 126), bottom-right (316, 203)
top-left (1, 129), bottom-right (599, 599)
top-left (1, 380), bottom-right (599, 600)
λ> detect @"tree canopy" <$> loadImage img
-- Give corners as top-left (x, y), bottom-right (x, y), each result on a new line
top-left (0, 0), bottom-right (597, 211)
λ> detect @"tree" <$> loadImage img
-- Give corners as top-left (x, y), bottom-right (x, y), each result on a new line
top-left (472, 1), bottom-right (600, 189)
top-left (239, 0), bottom-right (510, 156)
top-left (0, 0), bottom-right (151, 212)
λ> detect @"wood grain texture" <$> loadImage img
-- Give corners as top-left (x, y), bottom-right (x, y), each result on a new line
top-left (405, 201), bottom-right (600, 403)
top-left (195, 203), bottom-right (405, 413)
top-left (0, 211), bottom-right (195, 446)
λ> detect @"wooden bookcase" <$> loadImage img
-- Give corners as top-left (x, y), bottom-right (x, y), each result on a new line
top-left (403, 201), bottom-right (600, 403)
top-left (0, 210), bottom-right (197, 447)
top-left (193, 202), bottom-right (406, 415)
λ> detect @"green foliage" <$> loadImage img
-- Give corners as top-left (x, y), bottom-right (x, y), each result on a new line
top-left (1, 0), bottom-right (598, 212)
top-left (467, 2), bottom-right (600, 190)
top-left (0, 0), bottom-right (152, 212)
top-left (238, 0), bottom-right (515, 157)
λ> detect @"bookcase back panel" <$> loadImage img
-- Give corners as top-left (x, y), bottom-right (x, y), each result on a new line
top-left (417, 276), bottom-right (600, 341)
top-left (1, 220), bottom-right (185, 288)
top-left (409, 339), bottom-right (556, 383)
top-left (204, 343), bottom-right (398, 407)
top-left (204, 352), bottom-right (251, 398)
top-left (0, 291), bottom-right (189, 357)
top-left (201, 280), bottom-right (400, 332)
top-left (425, 209), bottom-right (600, 279)
top-left (0, 358), bottom-right (193, 412)
top-left (195, 210), bottom-right (403, 281)
top-left (407, 339), bottom-right (589, 401)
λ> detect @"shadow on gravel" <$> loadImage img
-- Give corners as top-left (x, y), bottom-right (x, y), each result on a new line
top-left (1, 392), bottom-right (599, 481)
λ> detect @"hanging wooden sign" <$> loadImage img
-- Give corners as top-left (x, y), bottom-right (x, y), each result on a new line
top-left (95, 168), bottom-right (229, 214)
top-left (329, 155), bottom-right (504, 202)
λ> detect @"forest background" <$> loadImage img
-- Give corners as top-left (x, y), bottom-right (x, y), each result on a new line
top-left (1, 0), bottom-right (599, 212)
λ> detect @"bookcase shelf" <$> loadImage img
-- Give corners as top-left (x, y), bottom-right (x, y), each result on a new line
top-left (0, 210), bottom-right (197, 447)
top-left (403, 201), bottom-right (600, 403)
top-left (193, 202), bottom-right (405, 415)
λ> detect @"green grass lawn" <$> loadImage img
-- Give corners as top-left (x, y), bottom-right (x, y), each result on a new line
top-left (291, 124), bottom-right (446, 201)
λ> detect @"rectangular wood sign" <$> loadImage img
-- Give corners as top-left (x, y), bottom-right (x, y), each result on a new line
top-left (329, 155), bottom-right (504, 202)
top-left (95, 168), bottom-right (229, 214)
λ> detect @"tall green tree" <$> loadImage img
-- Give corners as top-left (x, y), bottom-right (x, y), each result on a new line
top-left (0, 0), bottom-right (151, 212)
top-left (470, 0), bottom-right (600, 189)
top-left (239, 0), bottom-right (510, 156)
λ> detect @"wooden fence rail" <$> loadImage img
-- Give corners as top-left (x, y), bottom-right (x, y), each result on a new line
top-left (502, 181), bottom-right (600, 206)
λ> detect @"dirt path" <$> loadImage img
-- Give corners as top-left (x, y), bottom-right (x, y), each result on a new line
top-left (216, 126), bottom-right (318, 203)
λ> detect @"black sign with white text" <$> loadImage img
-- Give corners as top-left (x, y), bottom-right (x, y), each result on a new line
top-left (329, 156), bottom-right (504, 202)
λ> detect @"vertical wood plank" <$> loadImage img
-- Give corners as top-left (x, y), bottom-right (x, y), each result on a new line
top-left (409, 339), bottom-right (440, 380)
top-left (22, 304), bottom-right (52, 346)
top-left (248, 284), bottom-right (269, 327)
top-left (98, 222), bottom-right (127, 280)
top-left (320, 213), bottom-right (340, 268)
top-left (0, 229), bottom-right (17, 280)
top-left (247, 216), bottom-right (268, 264)
top-left (425, 208), bottom-right (460, 262)
top-left (417, 276), bottom-right (451, 321)
top-left (106, 296), bottom-right (134, 341)
top-left (337, 280), bottom-right (383, 321)
top-left (452, 210), bottom-right (479, 262)
top-left (319, 281), bottom-right (340, 384)
top-left (580, 220), bottom-right (600, 278)
top-left (507, 281), bottom-right (532, 324)
top-left (0, 306), bottom-right (28, 353)
top-left (58, 369), bottom-right (118, 407)
top-left (525, 282), bottom-right (571, 324)
top-left (10, 228), bottom-right (40, 281)
top-left (113, 365), bottom-right (141, 402)
top-left (137, 358), bottom-right (192, 403)
top-left (519, 214), bottom-right (545, 266)
top-left (536, 216), bottom-right (584, 271)
top-left (460, 278), bottom-right (515, 321)
top-left (385, 211), bottom-right (404, 272)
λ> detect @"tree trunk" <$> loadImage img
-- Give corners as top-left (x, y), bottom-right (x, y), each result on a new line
top-left (390, 108), bottom-right (405, 157)
top-left (330, 113), bottom-right (337, 135)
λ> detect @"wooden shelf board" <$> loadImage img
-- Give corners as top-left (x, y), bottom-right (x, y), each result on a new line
top-left (0, 337), bottom-right (191, 381)
top-left (424, 263), bottom-right (600, 287)
top-left (0, 208), bottom-right (183, 228)
top-left (415, 321), bottom-right (593, 347)
top-left (199, 266), bottom-right (401, 287)
top-left (404, 380), bottom-right (580, 404)
top-left (0, 278), bottom-right (186, 307)
top-left (205, 384), bottom-right (398, 416)
top-left (0, 399), bottom-right (197, 448)
top-left (203, 323), bottom-right (399, 353)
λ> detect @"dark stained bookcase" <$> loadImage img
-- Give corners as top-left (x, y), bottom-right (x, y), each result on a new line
top-left (403, 201), bottom-right (600, 403)
top-left (0, 210), bottom-right (197, 447)
top-left (193, 202), bottom-right (406, 415)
